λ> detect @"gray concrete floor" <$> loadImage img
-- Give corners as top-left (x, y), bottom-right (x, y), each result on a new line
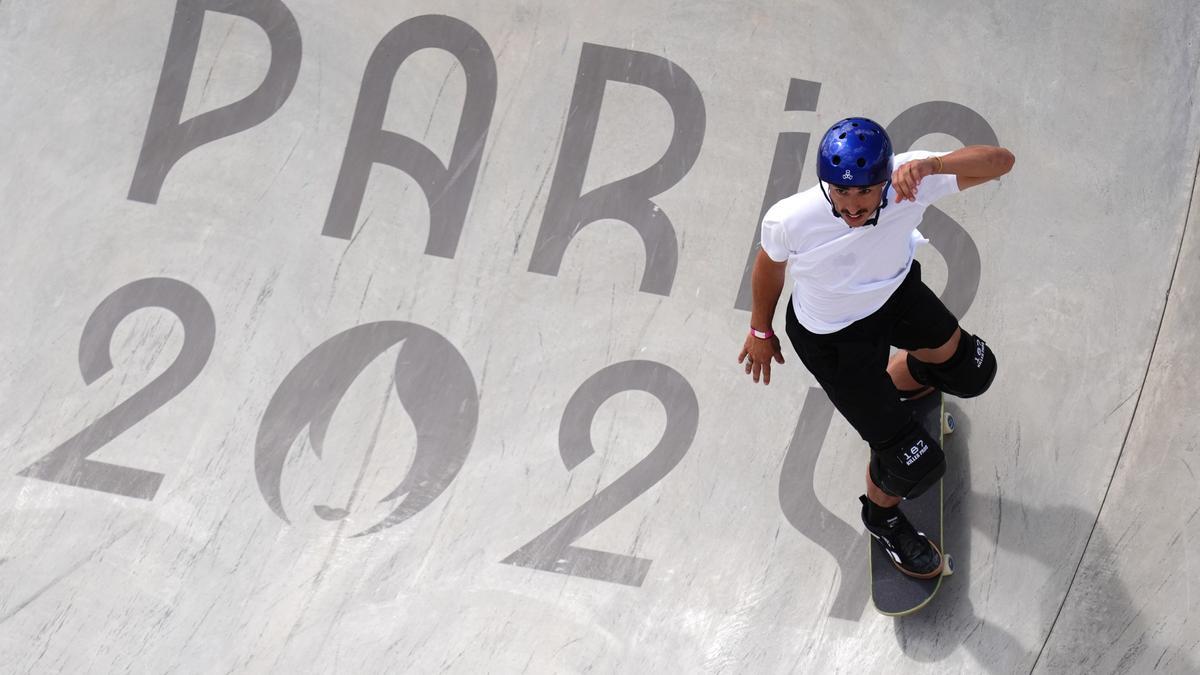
top-left (2, 1), bottom-right (1199, 673)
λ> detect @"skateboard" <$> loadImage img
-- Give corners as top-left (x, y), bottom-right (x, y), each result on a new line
top-left (867, 391), bottom-right (956, 616)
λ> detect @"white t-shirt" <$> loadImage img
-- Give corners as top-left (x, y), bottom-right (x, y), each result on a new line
top-left (760, 151), bottom-right (959, 334)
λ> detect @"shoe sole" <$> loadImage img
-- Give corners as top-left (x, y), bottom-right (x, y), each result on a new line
top-left (888, 537), bottom-right (944, 579)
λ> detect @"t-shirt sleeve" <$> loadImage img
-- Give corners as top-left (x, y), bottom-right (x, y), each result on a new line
top-left (893, 150), bottom-right (960, 206)
top-left (759, 206), bottom-right (792, 262)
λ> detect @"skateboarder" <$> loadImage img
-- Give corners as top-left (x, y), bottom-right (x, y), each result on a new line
top-left (738, 117), bottom-right (1013, 577)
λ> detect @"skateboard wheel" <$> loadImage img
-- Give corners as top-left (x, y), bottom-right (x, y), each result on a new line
top-left (942, 413), bottom-right (956, 435)
top-left (943, 554), bottom-right (955, 576)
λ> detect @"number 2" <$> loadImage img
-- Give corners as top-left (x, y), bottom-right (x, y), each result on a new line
top-left (502, 360), bottom-right (698, 586)
top-left (17, 278), bottom-right (215, 500)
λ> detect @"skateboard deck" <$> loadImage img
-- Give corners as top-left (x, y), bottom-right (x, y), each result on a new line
top-left (867, 392), bottom-right (954, 616)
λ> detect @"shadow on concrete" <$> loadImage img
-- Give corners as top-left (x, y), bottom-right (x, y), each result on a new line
top-left (889, 402), bottom-right (1028, 673)
top-left (887, 403), bottom-right (1199, 674)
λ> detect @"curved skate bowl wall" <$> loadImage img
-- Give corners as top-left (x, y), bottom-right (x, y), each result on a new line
top-left (2, 1), bottom-right (1198, 672)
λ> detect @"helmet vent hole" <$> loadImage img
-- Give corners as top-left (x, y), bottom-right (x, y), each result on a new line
top-left (851, 122), bottom-right (859, 127)
top-left (839, 133), bottom-right (847, 139)
top-left (857, 158), bottom-right (866, 167)
top-left (831, 155), bottom-right (841, 165)
top-left (858, 134), bottom-right (865, 141)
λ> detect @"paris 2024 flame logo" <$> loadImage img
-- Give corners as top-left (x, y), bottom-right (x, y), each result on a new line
top-left (254, 322), bottom-right (479, 537)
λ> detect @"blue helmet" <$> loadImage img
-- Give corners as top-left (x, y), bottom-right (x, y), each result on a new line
top-left (817, 118), bottom-right (892, 187)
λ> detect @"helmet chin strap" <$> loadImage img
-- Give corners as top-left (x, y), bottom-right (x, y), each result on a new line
top-left (820, 180), bottom-right (892, 227)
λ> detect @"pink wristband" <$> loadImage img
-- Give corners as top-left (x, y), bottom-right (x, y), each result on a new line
top-left (750, 327), bottom-right (774, 339)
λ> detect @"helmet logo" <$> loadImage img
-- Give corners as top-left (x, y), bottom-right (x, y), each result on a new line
top-left (842, 169), bottom-right (853, 181)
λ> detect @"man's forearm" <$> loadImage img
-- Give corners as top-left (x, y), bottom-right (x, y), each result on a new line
top-left (935, 145), bottom-right (1015, 180)
top-left (750, 249), bottom-right (787, 332)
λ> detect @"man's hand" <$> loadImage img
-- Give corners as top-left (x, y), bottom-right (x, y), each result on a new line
top-left (738, 332), bottom-right (785, 384)
top-left (891, 156), bottom-right (938, 203)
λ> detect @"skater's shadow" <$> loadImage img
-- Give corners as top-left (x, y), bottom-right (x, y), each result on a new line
top-left (890, 404), bottom-right (1198, 673)
top-left (889, 404), bottom-right (1025, 671)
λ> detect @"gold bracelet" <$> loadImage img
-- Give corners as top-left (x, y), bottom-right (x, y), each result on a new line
top-left (932, 155), bottom-right (943, 173)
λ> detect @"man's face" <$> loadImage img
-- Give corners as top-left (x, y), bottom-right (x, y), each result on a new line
top-left (828, 182), bottom-right (886, 227)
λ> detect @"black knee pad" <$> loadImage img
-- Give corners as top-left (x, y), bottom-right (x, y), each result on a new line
top-left (869, 420), bottom-right (946, 499)
top-left (907, 330), bottom-right (997, 398)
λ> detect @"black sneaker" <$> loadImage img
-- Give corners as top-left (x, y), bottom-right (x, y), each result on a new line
top-left (859, 495), bottom-right (944, 579)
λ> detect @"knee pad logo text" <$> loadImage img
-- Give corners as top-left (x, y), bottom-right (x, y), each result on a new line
top-left (903, 439), bottom-right (929, 467)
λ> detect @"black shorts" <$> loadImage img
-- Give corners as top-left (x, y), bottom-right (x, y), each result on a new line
top-left (784, 260), bottom-right (958, 446)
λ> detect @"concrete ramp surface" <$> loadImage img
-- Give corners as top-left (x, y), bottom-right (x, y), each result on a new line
top-left (2, 1), bottom-right (1198, 672)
